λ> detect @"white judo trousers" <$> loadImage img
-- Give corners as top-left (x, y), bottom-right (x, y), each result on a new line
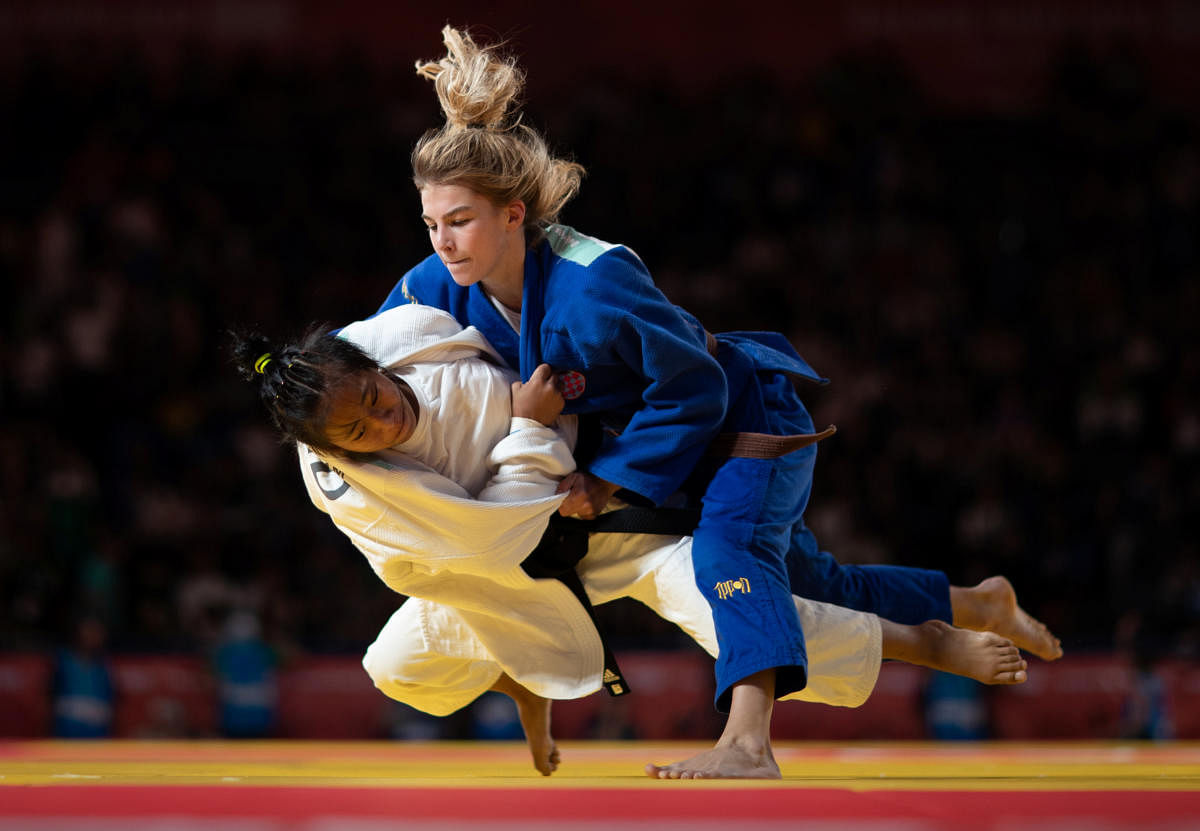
top-left (299, 305), bottom-right (882, 717)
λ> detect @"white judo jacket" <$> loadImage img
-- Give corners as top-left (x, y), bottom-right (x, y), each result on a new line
top-left (299, 305), bottom-right (880, 715)
top-left (299, 305), bottom-right (607, 702)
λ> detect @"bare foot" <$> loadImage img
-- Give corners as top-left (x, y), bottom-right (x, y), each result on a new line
top-left (645, 736), bottom-right (780, 780)
top-left (491, 673), bottom-right (560, 776)
top-left (952, 576), bottom-right (1063, 661)
top-left (513, 692), bottom-right (560, 776)
top-left (919, 619), bottom-right (1028, 684)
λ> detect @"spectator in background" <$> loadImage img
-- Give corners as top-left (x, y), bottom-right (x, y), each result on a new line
top-left (923, 672), bottom-right (988, 741)
top-left (51, 615), bottom-right (115, 738)
top-left (213, 610), bottom-right (278, 739)
top-left (1116, 611), bottom-right (1175, 740)
top-left (1120, 656), bottom-right (1174, 741)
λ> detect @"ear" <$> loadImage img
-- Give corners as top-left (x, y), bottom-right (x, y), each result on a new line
top-left (504, 200), bottom-right (526, 231)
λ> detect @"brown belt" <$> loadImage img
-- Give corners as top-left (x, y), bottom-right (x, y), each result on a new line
top-left (702, 330), bottom-right (836, 458)
top-left (710, 425), bottom-right (837, 459)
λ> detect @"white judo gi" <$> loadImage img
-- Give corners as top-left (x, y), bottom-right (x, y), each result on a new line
top-left (298, 305), bottom-right (882, 716)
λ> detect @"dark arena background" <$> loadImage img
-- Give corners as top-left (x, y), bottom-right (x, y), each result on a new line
top-left (1, 1), bottom-right (1198, 827)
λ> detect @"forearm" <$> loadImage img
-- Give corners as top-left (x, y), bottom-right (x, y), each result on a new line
top-left (478, 418), bottom-right (576, 503)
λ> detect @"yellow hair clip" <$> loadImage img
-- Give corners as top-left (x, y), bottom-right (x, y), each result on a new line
top-left (254, 353), bottom-right (272, 374)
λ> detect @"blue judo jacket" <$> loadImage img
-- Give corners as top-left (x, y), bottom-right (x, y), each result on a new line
top-left (377, 224), bottom-right (824, 505)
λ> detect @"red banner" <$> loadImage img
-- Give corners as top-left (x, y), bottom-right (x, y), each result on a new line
top-left (2, 651), bottom-right (1196, 739)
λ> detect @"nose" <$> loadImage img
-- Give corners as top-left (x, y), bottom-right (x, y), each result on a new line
top-left (367, 404), bottom-right (389, 425)
top-left (359, 411), bottom-right (394, 448)
top-left (434, 226), bottom-right (453, 252)
top-left (371, 404), bottom-right (400, 431)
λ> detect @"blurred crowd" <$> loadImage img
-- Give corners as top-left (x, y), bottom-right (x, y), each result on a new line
top-left (1, 41), bottom-right (1197, 681)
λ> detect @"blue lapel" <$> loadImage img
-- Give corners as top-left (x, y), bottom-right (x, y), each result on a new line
top-left (518, 249), bottom-right (546, 382)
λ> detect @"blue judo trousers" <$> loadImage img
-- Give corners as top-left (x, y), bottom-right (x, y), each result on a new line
top-left (693, 337), bottom-right (951, 711)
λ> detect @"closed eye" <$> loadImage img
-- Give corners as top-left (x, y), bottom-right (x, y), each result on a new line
top-left (424, 217), bottom-right (470, 231)
top-left (338, 419), bottom-right (364, 443)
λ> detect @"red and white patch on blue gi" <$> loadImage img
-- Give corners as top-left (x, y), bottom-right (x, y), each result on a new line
top-left (559, 370), bottom-right (586, 400)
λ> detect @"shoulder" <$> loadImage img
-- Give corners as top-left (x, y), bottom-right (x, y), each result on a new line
top-left (342, 304), bottom-right (502, 368)
top-left (542, 224), bottom-right (632, 268)
top-left (343, 304), bottom-right (464, 350)
top-left (544, 224), bottom-right (649, 280)
top-left (541, 224), bottom-right (654, 312)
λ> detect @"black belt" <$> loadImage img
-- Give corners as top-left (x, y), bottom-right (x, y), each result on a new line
top-left (552, 506), bottom-right (701, 537)
top-left (521, 508), bottom-right (706, 697)
top-left (521, 515), bottom-right (635, 696)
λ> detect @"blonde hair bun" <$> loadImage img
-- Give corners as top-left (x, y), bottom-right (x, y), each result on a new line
top-left (415, 26), bottom-right (523, 131)
top-left (411, 26), bottom-right (585, 232)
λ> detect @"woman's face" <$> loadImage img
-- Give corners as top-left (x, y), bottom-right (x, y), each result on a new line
top-left (323, 369), bottom-right (418, 454)
top-left (420, 184), bottom-right (524, 289)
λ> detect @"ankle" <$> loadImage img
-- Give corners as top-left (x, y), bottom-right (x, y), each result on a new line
top-left (951, 583), bottom-right (989, 628)
top-left (715, 730), bottom-right (772, 758)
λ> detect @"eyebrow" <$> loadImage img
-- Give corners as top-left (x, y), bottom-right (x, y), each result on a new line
top-left (329, 381), bottom-right (370, 440)
top-left (420, 205), bottom-right (473, 221)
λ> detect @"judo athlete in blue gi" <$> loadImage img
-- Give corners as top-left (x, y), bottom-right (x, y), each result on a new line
top-left (378, 26), bottom-right (1062, 778)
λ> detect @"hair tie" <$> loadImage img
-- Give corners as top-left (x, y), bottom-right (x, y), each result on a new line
top-left (254, 353), bottom-right (273, 374)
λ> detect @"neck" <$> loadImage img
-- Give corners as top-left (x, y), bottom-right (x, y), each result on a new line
top-left (482, 234), bottom-right (527, 312)
top-left (483, 279), bottom-right (523, 312)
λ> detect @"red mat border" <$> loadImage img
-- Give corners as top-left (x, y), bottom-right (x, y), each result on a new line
top-left (2, 786), bottom-right (1195, 822)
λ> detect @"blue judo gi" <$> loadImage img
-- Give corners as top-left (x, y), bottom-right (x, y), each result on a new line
top-left (378, 224), bottom-right (950, 710)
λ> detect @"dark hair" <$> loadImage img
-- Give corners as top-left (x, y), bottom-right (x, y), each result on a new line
top-left (229, 325), bottom-right (381, 457)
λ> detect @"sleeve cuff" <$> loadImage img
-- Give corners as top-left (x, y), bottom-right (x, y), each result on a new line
top-left (509, 417), bottom-right (549, 434)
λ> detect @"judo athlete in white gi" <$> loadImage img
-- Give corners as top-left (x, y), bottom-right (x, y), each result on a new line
top-left (234, 304), bottom-right (1031, 776)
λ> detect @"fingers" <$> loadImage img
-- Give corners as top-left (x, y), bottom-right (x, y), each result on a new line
top-left (528, 363), bottom-right (562, 395)
top-left (512, 365), bottom-right (566, 425)
top-left (513, 365), bottom-right (558, 392)
top-left (530, 363), bottom-right (557, 385)
top-left (558, 492), bottom-right (592, 518)
top-left (557, 477), bottom-right (595, 518)
top-left (555, 471), bottom-right (615, 519)
top-left (556, 474), bottom-right (578, 515)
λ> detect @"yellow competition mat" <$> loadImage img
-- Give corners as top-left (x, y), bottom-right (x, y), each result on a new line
top-left (1, 740), bottom-right (1197, 830)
